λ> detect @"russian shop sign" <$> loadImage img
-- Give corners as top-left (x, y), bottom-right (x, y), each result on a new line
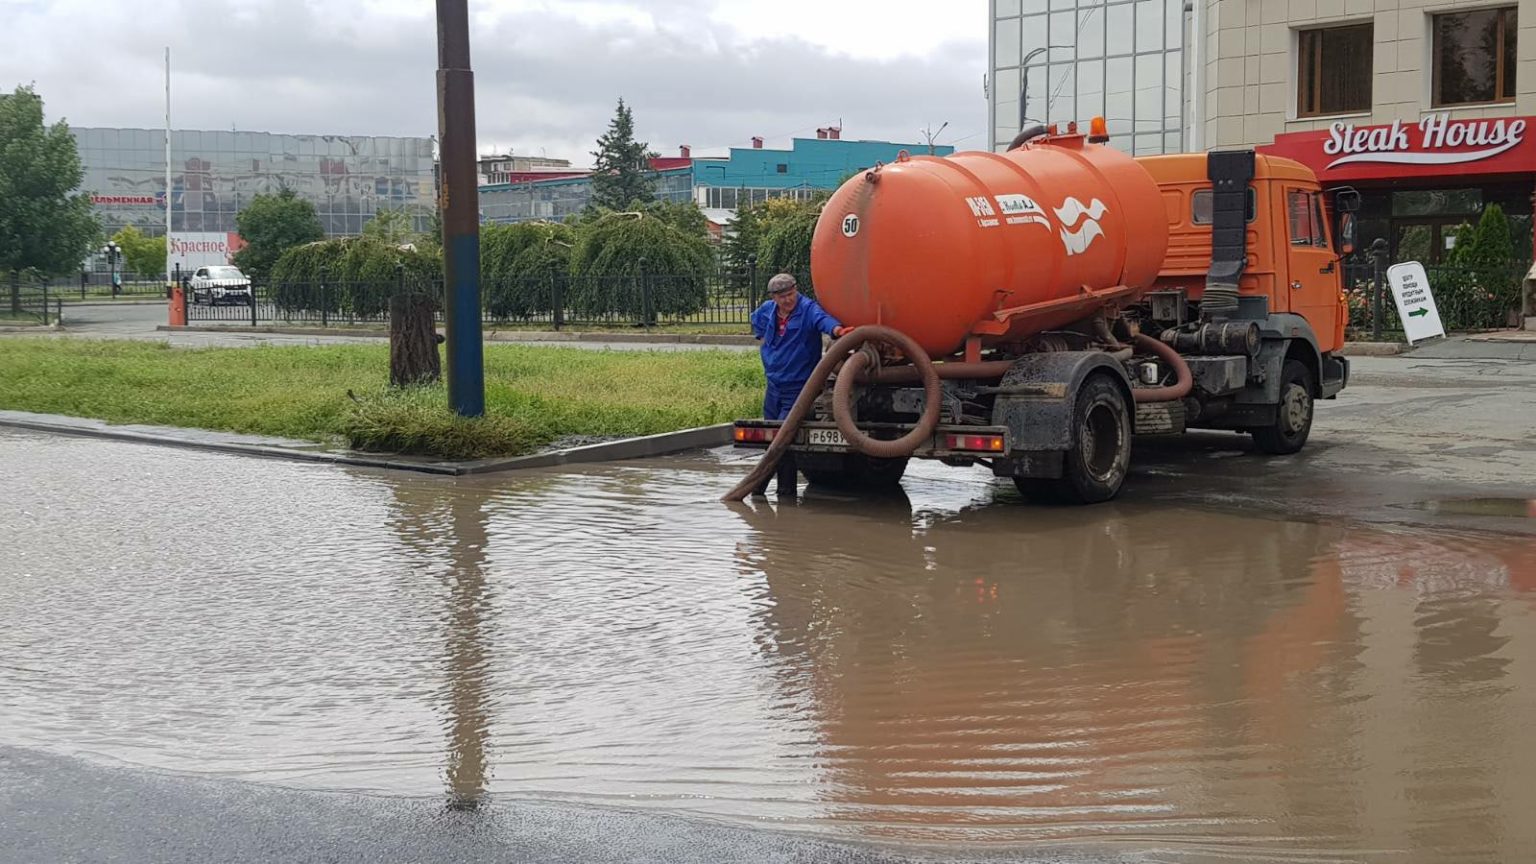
top-left (91, 193), bottom-right (165, 206)
top-left (1260, 114), bottom-right (1536, 182)
top-left (168, 232), bottom-right (247, 270)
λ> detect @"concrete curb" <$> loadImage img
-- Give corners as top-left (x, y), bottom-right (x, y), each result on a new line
top-left (453, 424), bottom-right (733, 473)
top-left (0, 409), bottom-right (732, 475)
top-left (157, 324), bottom-right (756, 346)
top-left (1341, 341), bottom-right (1407, 356)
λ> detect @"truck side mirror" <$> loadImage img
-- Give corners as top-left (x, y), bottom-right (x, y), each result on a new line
top-left (1338, 213), bottom-right (1357, 256)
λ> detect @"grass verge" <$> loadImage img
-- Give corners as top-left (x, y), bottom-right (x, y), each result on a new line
top-left (0, 338), bottom-right (764, 460)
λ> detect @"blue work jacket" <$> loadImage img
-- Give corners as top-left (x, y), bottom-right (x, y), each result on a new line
top-left (750, 296), bottom-right (842, 389)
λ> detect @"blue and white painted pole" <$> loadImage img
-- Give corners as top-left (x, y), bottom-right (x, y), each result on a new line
top-left (436, 0), bottom-right (485, 417)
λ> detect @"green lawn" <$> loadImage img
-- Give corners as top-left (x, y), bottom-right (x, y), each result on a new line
top-left (0, 339), bottom-right (764, 459)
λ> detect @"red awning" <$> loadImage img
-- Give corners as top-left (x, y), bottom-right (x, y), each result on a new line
top-left (1258, 113), bottom-right (1536, 184)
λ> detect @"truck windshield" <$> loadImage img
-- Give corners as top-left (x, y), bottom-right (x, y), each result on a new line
top-left (207, 267), bottom-right (243, 278)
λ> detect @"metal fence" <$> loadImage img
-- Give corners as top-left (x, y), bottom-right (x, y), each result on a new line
top-left (1343, 257), bottom-right (1530, 338)
top-left (4, 276), bottom-right (63, 325)
top-left (186, 269), bottom-right (794, 330)
top-left (176, 260), bottom-right (1533, 336)
top-left (24, 271), bottom-right (171, 299)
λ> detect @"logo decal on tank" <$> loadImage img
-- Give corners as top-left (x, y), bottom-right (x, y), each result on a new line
top-left (841, 214), bottom-right (860, 237)
top-left (964, 195), bottom-right (1000, 227)
top-left (994, 193), bottom-right (1050, 228)
top-left (1054, 196), bottom-right (1108, 256)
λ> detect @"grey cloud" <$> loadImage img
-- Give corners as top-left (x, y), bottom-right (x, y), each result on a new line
top-left (2, 1), bottom-right (986, 164)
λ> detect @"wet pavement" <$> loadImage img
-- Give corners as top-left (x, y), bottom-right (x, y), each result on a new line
top-left (3, 423), bottom-right (1536, 862)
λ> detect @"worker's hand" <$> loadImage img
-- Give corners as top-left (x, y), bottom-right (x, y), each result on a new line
top-left (833, 326), bottom-right (855, 337)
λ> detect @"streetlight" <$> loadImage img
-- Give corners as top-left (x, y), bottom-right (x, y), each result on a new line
top-left (1019, 45), bottom-right (1074, 131)
top-left (101, 241), bottom-right (123, 296)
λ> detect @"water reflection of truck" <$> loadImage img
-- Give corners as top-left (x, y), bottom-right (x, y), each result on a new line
top-left (731, 118), bottom-right (1360, 504)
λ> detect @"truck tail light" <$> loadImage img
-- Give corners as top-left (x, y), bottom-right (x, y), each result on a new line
top-left (943, 433), bottom-right (1005, 453)
top-left (733, 426), bottom-right (777, 444)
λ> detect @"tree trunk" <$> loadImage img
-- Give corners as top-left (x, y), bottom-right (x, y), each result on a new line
top-left (390, 292), bottom-right (441, 387)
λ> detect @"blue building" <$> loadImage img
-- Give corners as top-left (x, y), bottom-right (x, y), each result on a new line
top-left (478, 132), bottom-right (955, 226)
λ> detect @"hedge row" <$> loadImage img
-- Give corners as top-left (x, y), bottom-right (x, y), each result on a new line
top-left (268, 210), bottom-right (719, 320)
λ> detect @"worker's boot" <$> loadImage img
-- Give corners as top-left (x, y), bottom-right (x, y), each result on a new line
top-left (775, 452), bottom-right (798, 499)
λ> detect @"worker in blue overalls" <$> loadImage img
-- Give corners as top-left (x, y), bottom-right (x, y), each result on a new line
top-left (749, 273), bottom-right (852, 497)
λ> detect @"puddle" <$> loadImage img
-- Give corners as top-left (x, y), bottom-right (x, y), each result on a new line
top-left (3, 428), bottom-right (1536, 860)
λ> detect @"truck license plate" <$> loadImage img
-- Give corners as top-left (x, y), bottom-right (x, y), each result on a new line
top-left (806, 428), bottom-right (848, 447)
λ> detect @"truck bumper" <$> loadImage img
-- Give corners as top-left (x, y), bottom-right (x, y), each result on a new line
top-left (731, 419), bottom-right (1012, 460)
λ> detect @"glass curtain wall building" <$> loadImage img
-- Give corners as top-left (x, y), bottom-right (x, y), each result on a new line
top-left (990, 0), bottom-right (1188, 155)
top-left (73, 128), bottom-right (437, 238)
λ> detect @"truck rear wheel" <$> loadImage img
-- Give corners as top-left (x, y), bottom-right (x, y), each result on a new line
top-left (1251, 359), bottom-right (1314, 455)
top-left (799, 452), bottom-right (909, 490)
top-left (1012, 373), bottom-right (1132, 505)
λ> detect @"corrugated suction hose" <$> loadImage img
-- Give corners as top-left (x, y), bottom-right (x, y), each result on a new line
top-left (722, 326), bottom-right (941, 502)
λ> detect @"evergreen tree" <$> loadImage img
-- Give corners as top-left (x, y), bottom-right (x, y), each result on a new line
top-left (590, 99), bottom-right (656, 210)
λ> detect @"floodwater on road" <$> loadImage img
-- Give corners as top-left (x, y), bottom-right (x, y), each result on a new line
top-left (3, 429), bottom-right (1536, 862)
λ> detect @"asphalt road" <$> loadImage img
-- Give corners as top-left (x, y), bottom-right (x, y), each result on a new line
top-left (5, 746), bottom-right (1105, 864)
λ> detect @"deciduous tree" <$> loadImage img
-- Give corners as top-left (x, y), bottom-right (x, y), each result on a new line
top-left (233, 188), bottom-right (324, 281)
top-left (0, 85), bottom-right (99, 275)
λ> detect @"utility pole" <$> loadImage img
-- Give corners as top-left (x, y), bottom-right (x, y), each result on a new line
top-left (436, 0), bottom-right (485, 416)
top-left (164, 47), bottom-right (173, 288)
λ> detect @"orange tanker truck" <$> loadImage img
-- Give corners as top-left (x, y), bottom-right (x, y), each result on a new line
top-left (727, 118), bottom-right (1359, 505)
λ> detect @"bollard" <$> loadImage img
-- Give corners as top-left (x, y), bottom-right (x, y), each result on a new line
top-left (169, 285), bottom-right (187, 326)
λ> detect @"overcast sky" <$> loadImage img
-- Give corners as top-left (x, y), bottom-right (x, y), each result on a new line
top-left (2, 0), bottom-right (989, 166)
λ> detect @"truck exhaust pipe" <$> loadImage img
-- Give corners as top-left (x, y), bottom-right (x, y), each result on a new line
top-left (1202, 150), bottom-right (1255, 321)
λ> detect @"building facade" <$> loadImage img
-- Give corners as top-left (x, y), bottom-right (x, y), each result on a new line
top-left (989, 0), bottom-right (1191, 155)
top-left (74, 127), bottom-right (437, 240)
top-left (1200, 0), bottom-right (1536, 262)
top-left (478, 135), bottom-right (953, 226)
top-left (477, 153), bottom-right (578, 186)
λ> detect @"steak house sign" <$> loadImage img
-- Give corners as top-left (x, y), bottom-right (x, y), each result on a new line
top-left (1261, 113), bottom-right (1536, 182)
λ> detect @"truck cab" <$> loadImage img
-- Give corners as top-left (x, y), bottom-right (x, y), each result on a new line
top-left (1134, 152), bottom-right (1354, 440)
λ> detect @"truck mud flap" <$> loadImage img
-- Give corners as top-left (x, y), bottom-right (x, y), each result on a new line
top-left (990, 351), bottom-right (1132, 451)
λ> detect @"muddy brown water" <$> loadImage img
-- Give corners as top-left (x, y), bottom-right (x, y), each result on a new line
top-left (3, 429), bottom-right (1536, 861)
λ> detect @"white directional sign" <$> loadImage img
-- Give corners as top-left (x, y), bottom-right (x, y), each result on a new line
top-left (1386, 261), bottom-right (1446, 344)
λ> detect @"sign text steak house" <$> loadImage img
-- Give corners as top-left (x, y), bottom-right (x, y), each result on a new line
top-left (1260, 113), bottom-right (1536, 182)
top-left (1325, 115), bottom-right (1525, 166)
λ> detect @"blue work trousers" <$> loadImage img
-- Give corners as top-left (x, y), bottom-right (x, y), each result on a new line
top-left (763, 382), bottom-right (804, 422)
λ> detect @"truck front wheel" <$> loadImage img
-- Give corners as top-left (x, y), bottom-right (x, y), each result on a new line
top-left (1013, 373), bottom-right (1132, 505)
top-left (1251, 359), bottom-right (1314, 455)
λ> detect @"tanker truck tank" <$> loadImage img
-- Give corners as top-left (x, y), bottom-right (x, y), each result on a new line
top-left (810, 133), bottom-right (1170, 359)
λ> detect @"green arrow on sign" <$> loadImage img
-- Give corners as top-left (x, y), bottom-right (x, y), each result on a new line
top-left (1408, 308), bottom-right (1429, 318)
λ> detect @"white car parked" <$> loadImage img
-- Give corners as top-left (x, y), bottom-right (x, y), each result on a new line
top-left (188, 265), bottom-right (252, 305)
